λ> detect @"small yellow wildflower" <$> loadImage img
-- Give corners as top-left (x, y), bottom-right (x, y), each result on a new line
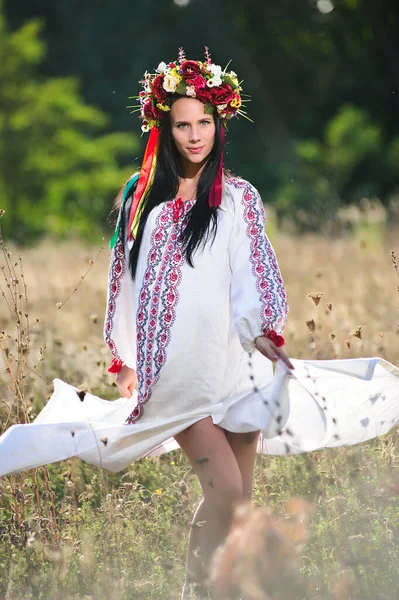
top-left (155, 488), bottom-right (163, 496)
top-left (156, 103), bottom-right (170, 112)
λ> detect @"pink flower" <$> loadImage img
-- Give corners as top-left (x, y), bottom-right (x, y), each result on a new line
top-left (188, 74), bottom-right (206, 89)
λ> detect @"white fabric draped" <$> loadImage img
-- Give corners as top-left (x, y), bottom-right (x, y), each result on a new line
top-left (1, 357), bottom-right (398, 477)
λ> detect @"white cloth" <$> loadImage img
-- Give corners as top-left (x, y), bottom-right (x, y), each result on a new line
top-left (1, 176), bottom-right (398, 477)
top-left (0, 357), bottom-right (398, 476)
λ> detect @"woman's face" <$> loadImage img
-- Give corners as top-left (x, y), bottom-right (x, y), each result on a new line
top-left (170, 97), bottom-right (216, 167)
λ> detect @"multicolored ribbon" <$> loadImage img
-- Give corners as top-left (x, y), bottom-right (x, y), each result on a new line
top-left (109, 172), bottom-right (140, 250)
top-left (122, 122), bottom-right (225, 244)
top-left (128, 126), bottom-right (161, 240)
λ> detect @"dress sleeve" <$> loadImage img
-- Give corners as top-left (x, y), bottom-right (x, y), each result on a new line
top-left (103, 186), bottom-right (137, 370)
top-left (229, 181), bottom-right (289, 354)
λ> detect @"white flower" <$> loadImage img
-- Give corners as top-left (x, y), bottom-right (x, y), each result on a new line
top-left (207, 78), bottom-right (216, 88)
top-left (157, 61), bottom-right (167, 74)
top-left (209, 64), bottom-right (222, 78)
top-left (186, 85), bottom-right (196, 98)
top-left (141, 123), bottom-right (150, 132)
top-left (163, 74), bottom-right (179, 93)
top-left (216, 103), bottom-right (227, 112)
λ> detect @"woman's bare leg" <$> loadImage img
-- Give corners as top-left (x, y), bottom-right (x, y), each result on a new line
top-left (174, 417), bottom-right (244, 596)
top-left (223, 430), bottom-right (261, 499)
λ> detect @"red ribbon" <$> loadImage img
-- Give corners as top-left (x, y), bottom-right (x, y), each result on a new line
top-left (108, 358), bottom-right (124, 373)
top-left (209, 126), bottom-right (225, 208)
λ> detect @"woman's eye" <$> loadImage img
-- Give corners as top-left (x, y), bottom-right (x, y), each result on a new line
top-left (200, 120), bottom-right (211, 125)
top-left (177, 124), bottom-right (188, 129)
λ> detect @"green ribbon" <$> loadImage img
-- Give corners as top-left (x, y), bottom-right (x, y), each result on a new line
top-left (110, 173), bottom-right (140, 250)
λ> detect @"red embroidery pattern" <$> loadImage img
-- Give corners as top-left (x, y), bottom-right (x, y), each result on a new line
top-left (104, 235), bottom-right (125, 360)
top-left (226, 176), bottom-right (288, 335)
top-left (125, 199), bottom-right (193, 425)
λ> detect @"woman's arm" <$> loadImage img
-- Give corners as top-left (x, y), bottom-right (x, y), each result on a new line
top-left (104, 176), bottom-right (139, 378)
top-left (229, 179), bottom-right (291, 365)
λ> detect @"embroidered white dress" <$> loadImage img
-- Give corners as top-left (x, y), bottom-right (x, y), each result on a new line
top-left (105, 175), bottom-right (288, 427)
top-left (0, 176), bottom-right (398, 477)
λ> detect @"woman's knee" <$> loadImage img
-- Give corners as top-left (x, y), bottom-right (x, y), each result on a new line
top-left (205, 476), bottom-right (244, 509)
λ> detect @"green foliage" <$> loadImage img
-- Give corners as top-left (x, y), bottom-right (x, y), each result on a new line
top-left (1, 438), bottom-right (398, 599)
top-left (3, 0), bottom-right (399, 237)
top-left (0, 5), bottom-right (138, 242)
top-left (274, 105), bottom-right (399, 230)
top-left (2, 0), bottom-right (399, 235)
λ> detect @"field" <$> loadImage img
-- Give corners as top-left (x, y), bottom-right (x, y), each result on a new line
top-left (0, 222), bottom-right (398, 599)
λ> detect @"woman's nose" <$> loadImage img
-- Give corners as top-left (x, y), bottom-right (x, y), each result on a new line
top-left (189, 127), bottom-right (200, 142)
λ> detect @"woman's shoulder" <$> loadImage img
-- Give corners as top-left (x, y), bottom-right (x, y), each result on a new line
top-left (223, 173), bottom-right (260, 209)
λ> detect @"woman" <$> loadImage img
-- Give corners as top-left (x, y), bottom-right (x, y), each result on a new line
top-left (105, 51), bottom-right (293, 598)
top-left (1, 49), bottom-right (398, 600)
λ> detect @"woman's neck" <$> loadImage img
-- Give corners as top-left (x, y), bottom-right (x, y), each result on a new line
top-left (179, 157), bottom-right (206, 183)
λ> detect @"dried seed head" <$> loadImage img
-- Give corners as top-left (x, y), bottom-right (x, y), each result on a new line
top-left (351, 325), bottom-right (364, 339)
top-left (305, 319), bottom-right (316, 333)
top-left (307, 292), bottom-right (323, 306)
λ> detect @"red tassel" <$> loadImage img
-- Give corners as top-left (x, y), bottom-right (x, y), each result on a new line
top-left (108, 358), bottom-right (124, 374)
top-left (265, 330), bottom-right (285, 347)
top-left (209, 127), bottom-right (225, 208)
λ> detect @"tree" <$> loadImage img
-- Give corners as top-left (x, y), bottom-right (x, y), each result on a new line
top-left (0, 3), bottom-right (138, 242)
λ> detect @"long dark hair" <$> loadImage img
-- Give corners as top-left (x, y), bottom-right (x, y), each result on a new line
top-left (124, 99), bottom-right (225, 279)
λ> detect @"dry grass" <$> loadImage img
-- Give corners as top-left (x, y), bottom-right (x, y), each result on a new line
top-left (0, 224), bottom-right (398, 600)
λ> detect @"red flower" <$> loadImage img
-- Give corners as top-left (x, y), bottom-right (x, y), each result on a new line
top-left (211, 83), bottom-right (234, 105)
top-left (188, 74), bottom-right (206, 90)
top-left (152, 75), bottom-right (167, 102)
top-left (143, 100), bottom-right (159, 121)
top-left (180, 60), bottom-right (201, 78)
top-left (196, 86), bottom-right (213, 104)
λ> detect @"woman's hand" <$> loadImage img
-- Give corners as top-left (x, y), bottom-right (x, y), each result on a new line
top-left (115, 365), bottom-right (137, 398)
top-left (255, 336), bottom-right (295, 370)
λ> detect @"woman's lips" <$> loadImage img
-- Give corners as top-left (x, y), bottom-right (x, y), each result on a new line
top-left (187, 146), bottom-right (205, 154)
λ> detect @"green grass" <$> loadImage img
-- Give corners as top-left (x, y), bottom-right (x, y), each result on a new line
top-left (1, 434), bottom-right (398, 599)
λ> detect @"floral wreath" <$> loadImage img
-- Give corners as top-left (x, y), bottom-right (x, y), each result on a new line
top-left (126, 48), bottom-right (250, 242)
top-left (129, 47), bottom-right (250, 132)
